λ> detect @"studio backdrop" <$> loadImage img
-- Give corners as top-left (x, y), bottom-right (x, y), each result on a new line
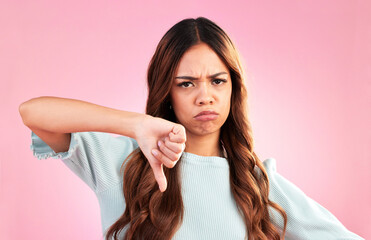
top-left (1, 0), bottom-right (370, 239)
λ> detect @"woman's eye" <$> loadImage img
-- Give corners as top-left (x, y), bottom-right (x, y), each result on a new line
top-left (178, 82), bottom-right (194, 88)
top-left (213, 79), bottom-right (227, 85)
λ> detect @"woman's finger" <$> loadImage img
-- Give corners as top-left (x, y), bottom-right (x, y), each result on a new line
top-left (161, 137), bottom-right (184, 156)
top-left (168, 133), bottom-right (186, 154)
top-left (169, 131), bottom-right (186, 144)
top-left (158, 140), bottom-right (179, 161)
top-left (170, 125), bottom-right (186, 142)
top-left (152, 148), bottom-right (177, 169)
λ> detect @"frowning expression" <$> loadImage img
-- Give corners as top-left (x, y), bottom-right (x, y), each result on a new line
top-left (170, 42), bottom-right (232, 137)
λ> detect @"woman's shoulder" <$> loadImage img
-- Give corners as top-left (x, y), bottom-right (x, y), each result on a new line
top-left (261, 157), bottom-right (277, 172)
top-left (258, 157), bottom-right (364, 239)
top-left (253, 158), bottom-right (277, 179)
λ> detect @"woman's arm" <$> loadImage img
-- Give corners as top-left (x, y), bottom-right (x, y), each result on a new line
top-left (19, 96), bottom-right (142, 140)
top-left (19, 96), bottom-right (186, 192)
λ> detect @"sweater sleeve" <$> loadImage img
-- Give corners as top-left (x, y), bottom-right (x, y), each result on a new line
top-left (263, 158), bottom-right (365, 240)
top-left (30, 131), bottom-right (139, 193)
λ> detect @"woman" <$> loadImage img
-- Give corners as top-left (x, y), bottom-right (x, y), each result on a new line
top-left (20, 17), bottom-right (364, 240)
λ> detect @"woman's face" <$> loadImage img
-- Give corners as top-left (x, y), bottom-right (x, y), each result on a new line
top-left (170, 42), bottom-right (232, 137)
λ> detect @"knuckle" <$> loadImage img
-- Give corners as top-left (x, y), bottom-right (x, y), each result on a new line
top-left (172, 155), bottom-right (179, 161)
top-left (177, 145), bottom-right (183, 153)
top-left (165, 159), bottom-right (175, 168)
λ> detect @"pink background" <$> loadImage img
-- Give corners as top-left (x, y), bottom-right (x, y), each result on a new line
top-left (1, 0), bottom-right (370, 239)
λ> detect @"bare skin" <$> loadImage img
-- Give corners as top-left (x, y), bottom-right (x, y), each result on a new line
top-left (169, 42), bottom-right (232, 157)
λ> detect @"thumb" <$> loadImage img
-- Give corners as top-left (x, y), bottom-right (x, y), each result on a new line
top-left (151, 161), bottom-right (167, 192)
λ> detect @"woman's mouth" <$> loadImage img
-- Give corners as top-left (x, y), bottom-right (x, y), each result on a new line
top-left (194, 110), bottom-right (219, 121)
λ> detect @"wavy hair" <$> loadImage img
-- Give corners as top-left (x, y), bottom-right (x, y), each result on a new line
top-left (106, 17), bottom-right (287, 240)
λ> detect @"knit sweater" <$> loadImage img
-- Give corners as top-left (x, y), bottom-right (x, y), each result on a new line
top-left (30, 131), bottom-right (364, 240)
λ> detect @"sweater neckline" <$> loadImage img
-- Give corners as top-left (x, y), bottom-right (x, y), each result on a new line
top-left (180, 152), bottom-right (229, 168)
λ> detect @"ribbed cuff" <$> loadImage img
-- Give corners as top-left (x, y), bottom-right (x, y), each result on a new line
top-left (30, 131), bottom-right (79, 160)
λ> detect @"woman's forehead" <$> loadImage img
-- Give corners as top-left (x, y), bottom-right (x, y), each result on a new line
top-left (176, 44), bottom-right (228, 75)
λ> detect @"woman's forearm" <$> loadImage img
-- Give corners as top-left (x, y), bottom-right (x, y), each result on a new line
top-left (19, 96), bottom-right (145, 139)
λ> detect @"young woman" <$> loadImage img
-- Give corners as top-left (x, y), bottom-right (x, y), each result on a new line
top-left (19, 17), bottom-right (364, 240)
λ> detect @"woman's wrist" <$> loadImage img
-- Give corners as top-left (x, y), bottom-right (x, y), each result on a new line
top-left (119, 111), bottom-right (152, 140)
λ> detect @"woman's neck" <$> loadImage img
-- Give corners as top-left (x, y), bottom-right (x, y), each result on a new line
top-left (184, 130), bottom-right (222, 157)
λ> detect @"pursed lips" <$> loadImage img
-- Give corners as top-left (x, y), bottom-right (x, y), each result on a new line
top-left (194, 110), bottom-right (219, 121)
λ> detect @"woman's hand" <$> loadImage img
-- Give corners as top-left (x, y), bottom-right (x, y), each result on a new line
top-left (134, 115), bottom-right (186, 192)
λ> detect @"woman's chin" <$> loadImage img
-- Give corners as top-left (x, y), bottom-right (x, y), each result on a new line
top-left (188, 125), bottom-right (221, 136)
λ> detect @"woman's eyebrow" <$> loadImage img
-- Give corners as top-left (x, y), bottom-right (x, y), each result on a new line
top-left (175, 72), bottom-right (228, 80)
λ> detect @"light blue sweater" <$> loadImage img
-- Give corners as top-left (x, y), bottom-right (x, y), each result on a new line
top-left (30, 131), bottom-right (364, 240)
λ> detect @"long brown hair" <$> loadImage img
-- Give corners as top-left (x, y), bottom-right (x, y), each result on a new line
top-left (106, 17), bottom-right (287, 240)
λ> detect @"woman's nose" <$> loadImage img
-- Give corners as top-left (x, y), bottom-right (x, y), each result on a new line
top-left (196, 83), bottom-right (214, 105)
